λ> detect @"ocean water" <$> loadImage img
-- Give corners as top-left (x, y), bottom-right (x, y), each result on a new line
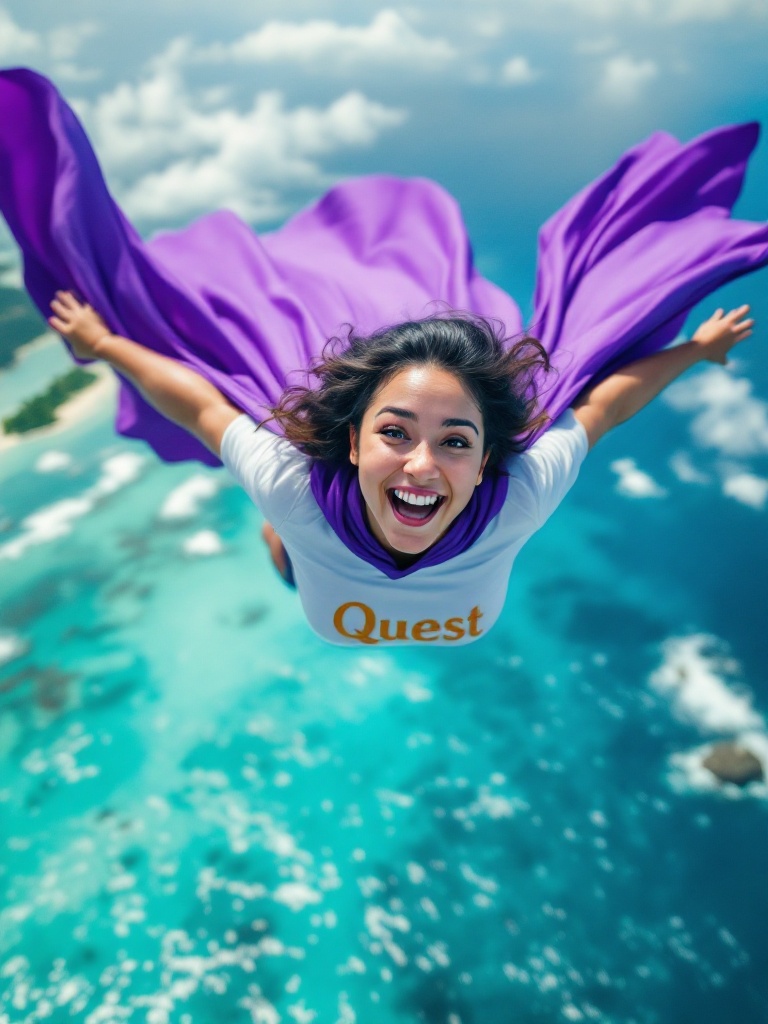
top-left (1, 327), bottom-right (767, 1024)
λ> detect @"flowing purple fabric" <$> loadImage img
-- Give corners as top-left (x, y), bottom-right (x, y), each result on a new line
top-left (1, 68), bottom-right (767, 577)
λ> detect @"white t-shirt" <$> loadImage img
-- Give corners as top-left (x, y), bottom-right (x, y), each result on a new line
top-left (221, 410), bottom-right (588, 647)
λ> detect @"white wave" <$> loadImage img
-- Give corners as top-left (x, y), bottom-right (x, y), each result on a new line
top-left (0, 634), bottom-right (27, 666)
top-left (182, 530), bottom-right (224, 556)
top-left (159, 474), bottom-right (222, 520)
top-left (720, 465), bottom-right (768, 510)
top-left (272, 881), bottom-right (321, 911)
top-left (92, 453), bottom-right (145, 496)
top-left (0, 452), bottom-right (145, 561)
top-left (668, 733), bottom-right (768, 799)
top-left (664, 365), bottom-right (768, 457)
top-left (650, 635), bottom-right (763, 734)
top-left (34, 450), bottom-right (73, 473)
top-left (610, 458), bottom-right (666, 498)
top-left (668, 450), bottom-right (710, 485)
top-left (0, 496), bottom-right (94, 560)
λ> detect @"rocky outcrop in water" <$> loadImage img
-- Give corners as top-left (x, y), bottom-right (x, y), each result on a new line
top-left (702, 743), bottom-right (764, 786)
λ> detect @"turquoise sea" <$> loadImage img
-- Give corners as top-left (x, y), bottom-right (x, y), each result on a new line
top-left (1, 294), bottom-right (767, 1023)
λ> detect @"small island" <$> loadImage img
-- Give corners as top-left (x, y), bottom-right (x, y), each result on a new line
top-left (2, 366), bottom-right (100, 435)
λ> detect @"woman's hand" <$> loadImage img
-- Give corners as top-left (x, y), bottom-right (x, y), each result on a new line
top-left (691, 304), bottom-right (754, 364)
top-left (573, 301), bottom-right (756, 449)
top-left (48, 288), bottom-right (242, 455)
top-left (48, 290), bottom-right (111, 360)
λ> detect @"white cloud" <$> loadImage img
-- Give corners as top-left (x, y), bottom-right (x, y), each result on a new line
top-left (663, 0), bottom-right (766, 22)
top-left (0, 9), bottom-right (98, 76)
top-left (610, 457), bottom-right (666, 498)
top-left (0, 7), bottom-right (40, 60)
top-left (669, 451), bottom-right (711, 485)
top-left (79, 66), bottom-right (406, 224)
top-left (720, 466), bottom-right (768, 510)
top-left (48, 22), bottom-right (99, 62)
top-left (201, 10), bottom-right (456, 70)
top-left (550, 0), bottom-right (764, 22)
top-left (500, 56), bottom-right (540, 85)
top-left (650, 635), bottom-right (763, 734)
top-left (574, 36), bottom-right (619, 54)
top-left (599, 54), bottom-right (658, 102)
top-left (473, 15), bottom-right (506, 38)
top-left (663, 366), bottom-right (768, 458)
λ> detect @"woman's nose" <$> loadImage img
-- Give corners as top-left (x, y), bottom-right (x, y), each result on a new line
top-left (404, 440), bottom-right (439, 479)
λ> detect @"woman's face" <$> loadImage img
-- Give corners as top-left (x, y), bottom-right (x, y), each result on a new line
top-left (350, 364), bottom-right (489, 561)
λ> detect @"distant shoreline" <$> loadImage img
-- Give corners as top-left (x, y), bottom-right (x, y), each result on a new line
top-left (0, 363), bottom-right (117, 455)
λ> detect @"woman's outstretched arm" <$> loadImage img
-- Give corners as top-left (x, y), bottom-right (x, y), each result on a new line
top-left (572, 304), bottom-right (754, 449)
top-left (48, 290), bottom-right (242, 457)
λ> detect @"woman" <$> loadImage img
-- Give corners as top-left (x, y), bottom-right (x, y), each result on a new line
top-left (46, 291), bottom-right (752, 646)
top-left (1, 69), bottom-right (765, 645)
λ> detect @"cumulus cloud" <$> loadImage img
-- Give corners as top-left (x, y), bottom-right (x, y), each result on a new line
top-left (199, 10), bottom-right (455, 70)
top-left (663, 366), bottom-right (768, 458)
top-left (662, 0), bottom-right (766, 22)
top-left (500, 56), bottom-right (540, 85)
top-left (599, 54), bottom-right (658, 102)
top-left (0, 8), bottom-right (98, 79)
top-left (550, 0), bottom-right (764, 22)
top-left (574, 36), bottom-right (619, 54)
top-left (48, 22), bottom-right (99, 61)
top-left (610, 458), bottom-right (666, 498)
top-left (0, 7), bottom-right (39, 60)
top-left (79, 65), bottom-right (406, 224)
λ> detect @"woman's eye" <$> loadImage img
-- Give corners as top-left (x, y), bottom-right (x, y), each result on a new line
top-left (444, 436), bottom-right (470, 449)
top-left (381, 427), bottom-right (407, 440)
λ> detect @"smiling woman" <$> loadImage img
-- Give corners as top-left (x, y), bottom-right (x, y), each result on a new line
top-left (267, 314), bottom-right (550, 566)
top-left (1, 68), bottom-right (767, 645)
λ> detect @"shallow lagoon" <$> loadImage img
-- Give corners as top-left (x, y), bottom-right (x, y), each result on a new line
top-left (1, 323), bottom-right (767, 1023)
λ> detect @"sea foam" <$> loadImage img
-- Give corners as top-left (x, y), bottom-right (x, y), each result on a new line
top-left (650, 635), bottom-right (763, 734)
top-left (610, 458), bottom-right (666, 498)
top-left (159, 474), bottom-right (222, 520)
top-left (0, 452), bottom-right (145, 560)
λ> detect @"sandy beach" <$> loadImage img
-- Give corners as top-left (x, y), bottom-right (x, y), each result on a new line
top-left (0, 362), bottom-right (117, 455)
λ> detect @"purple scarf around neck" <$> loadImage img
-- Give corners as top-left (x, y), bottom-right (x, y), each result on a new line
top-left (309, 460), bottom-right (508, 579)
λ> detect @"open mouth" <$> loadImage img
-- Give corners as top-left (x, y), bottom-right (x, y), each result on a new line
top-left (388, 489), bottom-right (445, 527)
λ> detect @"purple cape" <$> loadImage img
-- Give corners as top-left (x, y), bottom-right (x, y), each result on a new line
top-left (1, 68), bottom-right (767, 576)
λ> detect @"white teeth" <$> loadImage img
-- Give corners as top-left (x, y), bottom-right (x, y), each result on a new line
top-left (394, 489), bottom-right (439, 506)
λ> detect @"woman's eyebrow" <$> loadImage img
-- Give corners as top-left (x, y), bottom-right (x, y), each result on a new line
top-left (375, 407), bottom-right (479, 435)
top-left (444, 417), bottom-right (479, 435)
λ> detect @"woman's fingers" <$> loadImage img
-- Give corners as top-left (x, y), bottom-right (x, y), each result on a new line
top-left (48, 315), bottom-right (68, 333)
top-left (51, 290), bottom-right (83, 313)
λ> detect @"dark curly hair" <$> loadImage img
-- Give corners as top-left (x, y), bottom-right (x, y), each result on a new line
top-left (268, 313), bottom-right (552, 468)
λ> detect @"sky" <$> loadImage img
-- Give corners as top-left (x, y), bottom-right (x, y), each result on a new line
top-left (1, 0), bottom-right (767, 510)
top-left (1, 0), bottom-right (766, 282)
